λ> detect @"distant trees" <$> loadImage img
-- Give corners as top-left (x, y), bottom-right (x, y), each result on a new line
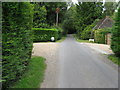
top-left (45, 2), bottom-right (67, 26)
top-left (32, 2), bottom-right (67, 27)
top-left (62, 4), bottom-right (77, 34)
top-left (33, 3), bottom-right (47, 28)
top-left (111, 7), bottom-right (120, 57)
top-left (62, 2), bottom-right (104, 36)
top-left (104, 2), bottom-right (119, 16)
top-left (76, 2), bottom-right (103, 38)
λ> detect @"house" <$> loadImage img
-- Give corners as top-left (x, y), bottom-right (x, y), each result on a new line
top-left (93, 16), bottom-right (114, 30)
top-left (93, 16), bottom-right (114, 45)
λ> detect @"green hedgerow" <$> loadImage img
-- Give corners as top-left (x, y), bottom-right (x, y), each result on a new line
top-left (33, 28), bottom-right (59, 42)
top-left (111, 7), bottom-right (120, 57)
top-left (2, 2), bottom-right (33, 88)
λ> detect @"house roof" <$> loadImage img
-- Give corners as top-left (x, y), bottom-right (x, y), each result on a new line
top-left (93, 16), bottom-right (114, 30)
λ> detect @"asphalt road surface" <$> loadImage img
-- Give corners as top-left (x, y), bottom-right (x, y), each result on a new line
top-left (58, 35), bottom-right (118, 88)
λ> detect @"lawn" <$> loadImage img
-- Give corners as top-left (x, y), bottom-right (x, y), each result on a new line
top-left (11, 56), bottom-right (46, 88)
top-left (108, 54), bottom-right (120, 66)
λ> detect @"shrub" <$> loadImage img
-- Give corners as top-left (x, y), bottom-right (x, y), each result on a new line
top-left (94, 28), bottom-right (111, 44)
top-left (2, 2), bottom-right (33, 88)
top-left (111, 8), bottom-right (120, 57)
top-left (80, 24), bottom-right (95, 40)
top-left (80, 19), bottom-right (99, 40)
top-left (33, 28), bottom-right (59, 42)
top-left (52, 26), bottom-right (64, 40)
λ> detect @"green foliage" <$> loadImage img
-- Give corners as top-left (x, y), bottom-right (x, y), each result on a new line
top-left (2, 2), bottom-right (33, 88)
top-left (104, 2), bottom-right (119, 16)
top-left (33, 28), bottom-right (59, 42)
top-left (111, 7), bottom-right (120, 57)
top-left (108, 54), bottom-right (120, 66)
top-left (53, 26), bottom-right (64, 39)
top-left (43, 2), bottom-right (67, 26)
top-left (94, 28), bottom-right (111, 44)
top-left (11, 56), bottom-right (46, 88)
top-left (80, 23), bottom-right (95, 40)
top-left (33, 3), bottom-right (48, 28)
top-left (74, 34), bottom-right (90, 43)
top-left (76, 2), bottom-right (103, 38)
top-left (62, 5), bottom-right (77, 34)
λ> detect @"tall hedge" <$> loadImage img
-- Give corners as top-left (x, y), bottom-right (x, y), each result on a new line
top-left (111, 8), bottom-right (120, 57)
top-left (33, 28), bottom-right (59, 42)
top-left (2, 2), bottom-right (33, 88)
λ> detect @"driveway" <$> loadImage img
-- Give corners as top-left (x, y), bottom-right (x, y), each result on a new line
top-left (58, 34), bottom-right (118, 88)
top-left (32, 43), bottom-right (59, 88)
top-left (33, 34), bottom-right (118, 88)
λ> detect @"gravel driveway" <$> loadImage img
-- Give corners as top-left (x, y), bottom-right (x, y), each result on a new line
top-left (84, 43), bottom-right (113, 54)
top-left (32, 43), bottom-right (59, 88)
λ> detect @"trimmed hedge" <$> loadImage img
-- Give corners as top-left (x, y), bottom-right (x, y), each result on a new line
top-left (111, 8), bottom-right (120, 57)
top-left (33, 28), bottom-right (59, 42)
top-left (2, 2), bottom-right (33, 88)
top-left (94, 28), bottom-right (111, 44)
top-left (54, 26), bottom-right (63, 40)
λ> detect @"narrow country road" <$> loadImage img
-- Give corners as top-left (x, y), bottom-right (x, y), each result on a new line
top-left (58, 34), bottom-right (118, 88)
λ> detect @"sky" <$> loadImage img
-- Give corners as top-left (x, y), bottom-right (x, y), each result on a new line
top-left (72, 0), bottom-right (120, 3)
top-left (72, 0), bottom-right (79, 4)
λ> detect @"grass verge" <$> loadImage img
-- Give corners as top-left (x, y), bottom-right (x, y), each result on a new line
top-left (108, 54), bottom-right (120, 66)
top-left (73, 34), bottom-right (91, 43)
top-left (76, 39), bottom-right (90, 43)
top-left (11, 56), bottom-right (46, 88)
top-left (56, 36), bottom-right (66, 43)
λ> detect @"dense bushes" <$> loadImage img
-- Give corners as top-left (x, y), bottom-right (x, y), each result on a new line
top-left (94, 28), bottom-right (111, 44)
top-left (54, 26), bottom-right (63, 40)
top-left (111, 8), bottom-right (120, 57)
top-left (80, 24), bottom-right (95, 40)
top-left (33, 28), bottom-right (59, 42)
top-left (2, 2), bottom-right (33, 88)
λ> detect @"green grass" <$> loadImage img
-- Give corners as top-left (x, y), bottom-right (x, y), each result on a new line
top-left (108, 54), bottom-right (120, 66)
top-left (11, 56), bottom-right (46, 88)
top-left (56, 36), bottom-right (66, 43)
top-left (73, 34), bottom-right (91, 43)
top-left (76, 39), bottom-right (90, 43)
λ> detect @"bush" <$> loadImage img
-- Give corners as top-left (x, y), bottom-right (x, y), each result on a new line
top-left (94, 28), bottom-right (111, 44)
top-left (52, 26), bottom-right (64, 40)
top-left (2, 2), bottom-right (33, 88)
top-left (111, 8), bottom-right (120, 57)
top-left (80, 24), bottom-right (95, 40)
top-left (33, 28), bottom-right (59, 42)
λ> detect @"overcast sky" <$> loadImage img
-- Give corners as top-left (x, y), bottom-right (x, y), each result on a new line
top-left (72, 0), bottom-right (120, 4)
top-left (72, 0), bottom-right (79, 4)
